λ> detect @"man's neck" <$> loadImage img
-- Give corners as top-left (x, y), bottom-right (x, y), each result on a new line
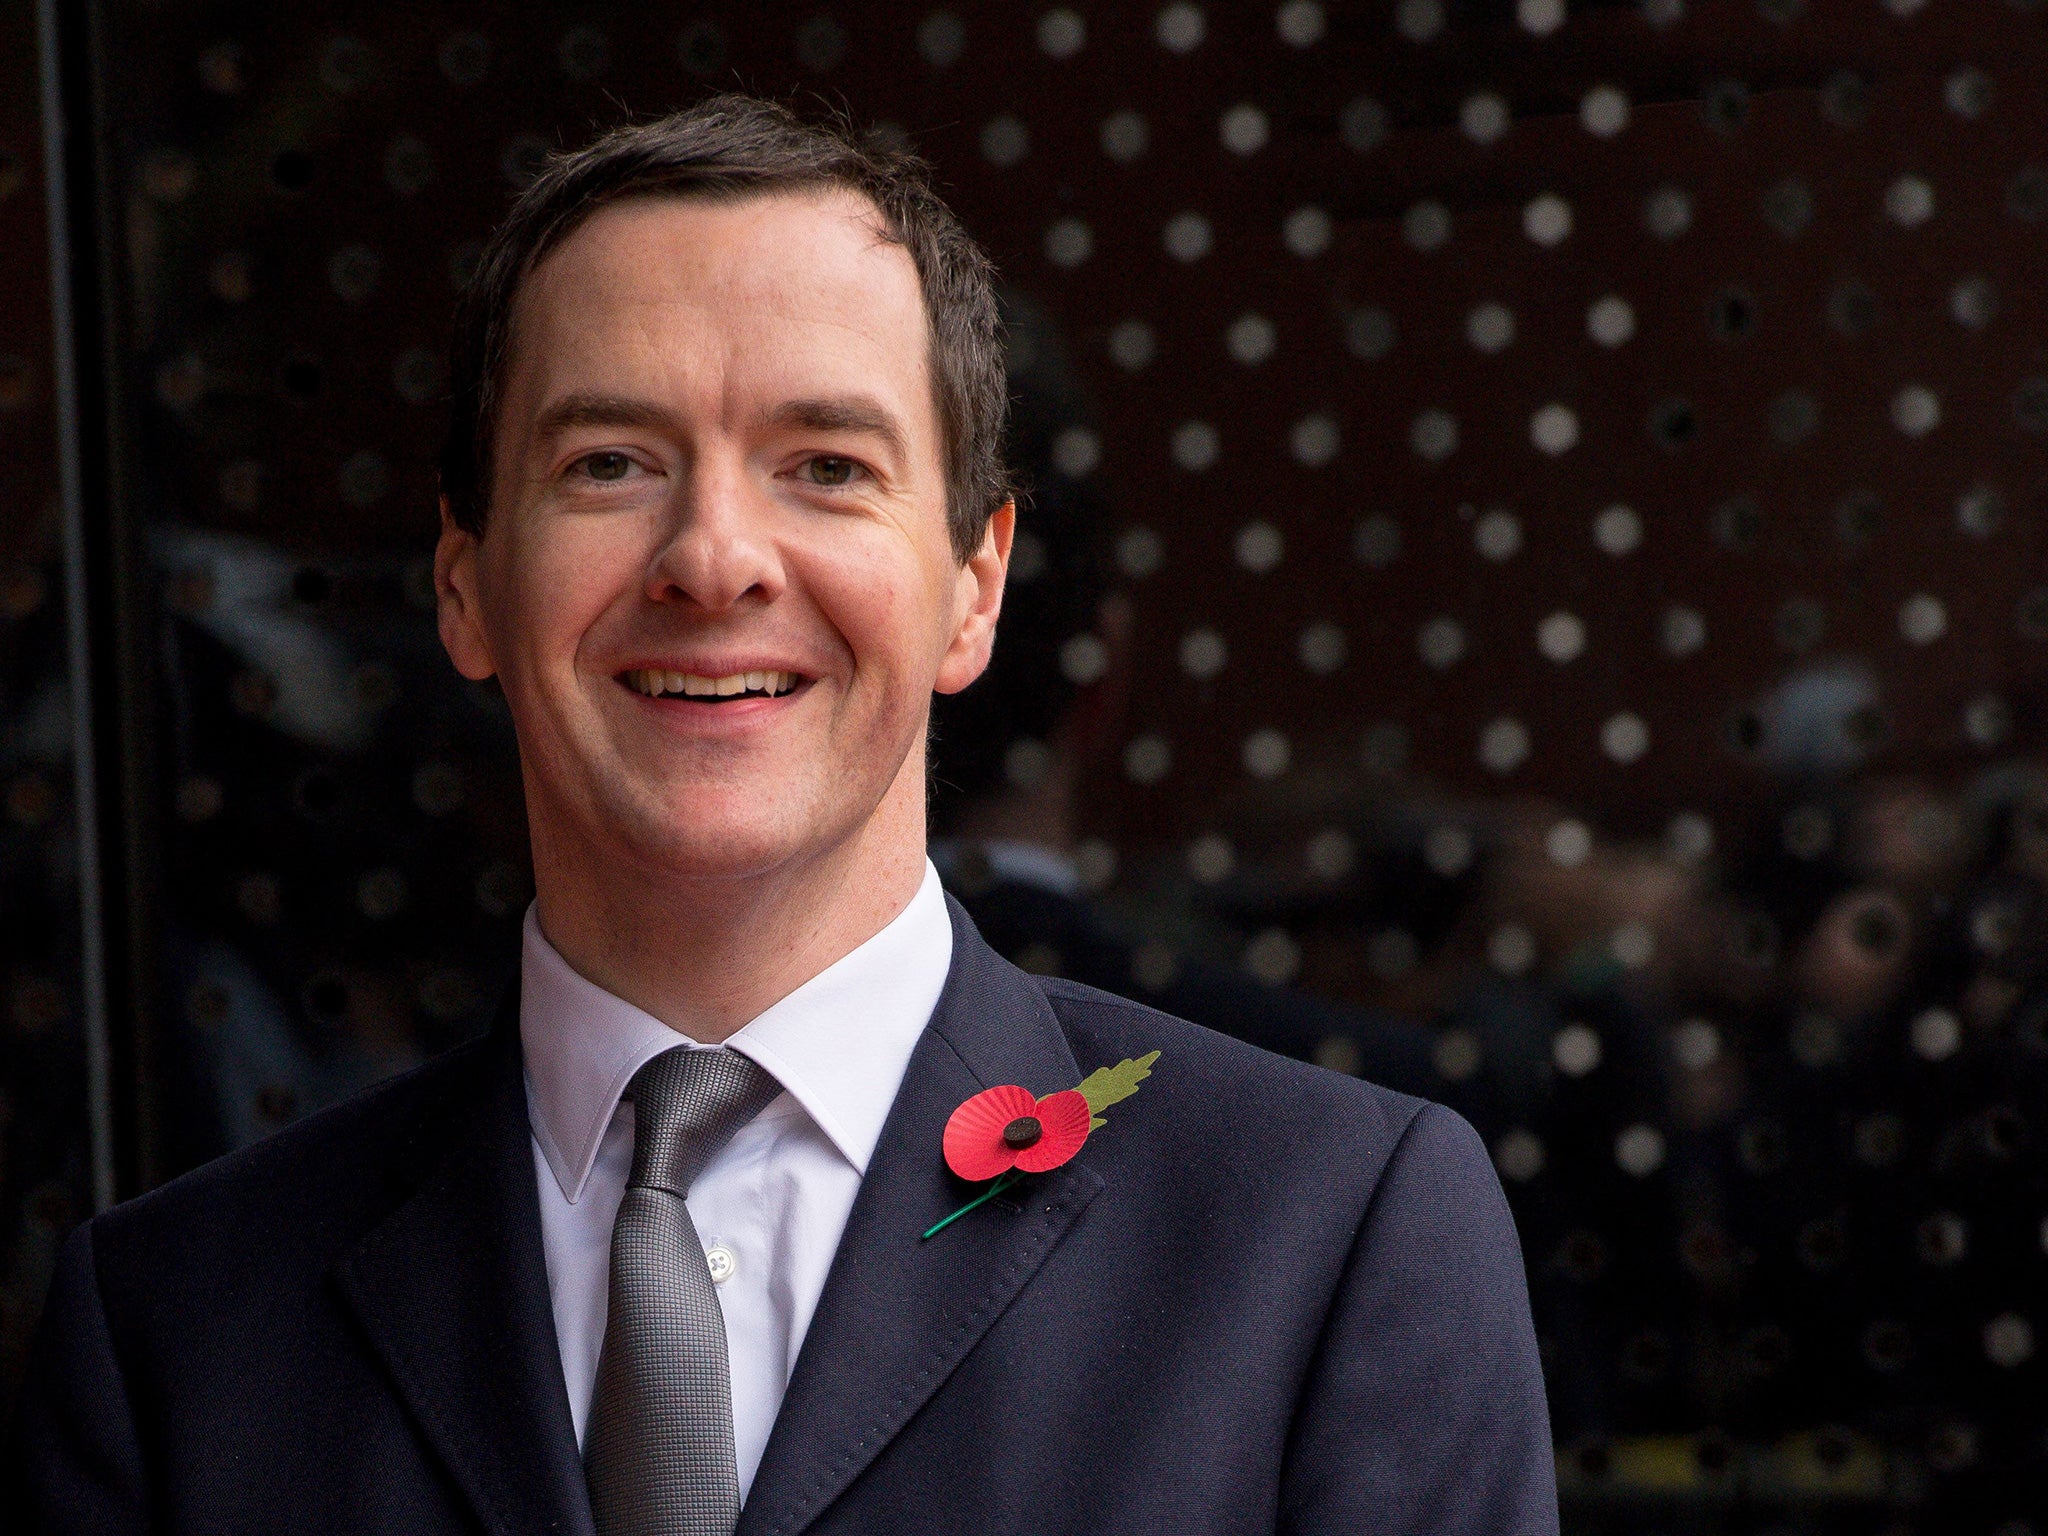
top-left (528, 799), bottom-right (930, 1045)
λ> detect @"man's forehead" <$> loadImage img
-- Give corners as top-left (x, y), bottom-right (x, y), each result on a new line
top-left (491, 186), bottom-right (945, 485)
top-left (525, 188), bottom-right (919, 314)
top-left (501, 188), bottom-right (933, 415)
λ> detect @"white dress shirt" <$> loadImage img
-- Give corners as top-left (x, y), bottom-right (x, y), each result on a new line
top-left (519, 861), bottom-right (953, 1497)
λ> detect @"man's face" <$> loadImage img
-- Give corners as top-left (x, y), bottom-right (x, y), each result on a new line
top-left (435, 190), bottom-right (1009, 886)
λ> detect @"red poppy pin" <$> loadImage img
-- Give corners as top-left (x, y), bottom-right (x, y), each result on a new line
top-left (922, 1050), bottom-right (1160, 1239)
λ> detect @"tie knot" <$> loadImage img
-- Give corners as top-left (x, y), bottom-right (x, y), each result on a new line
top-left (625, 1047), bottom-right (782, 1196)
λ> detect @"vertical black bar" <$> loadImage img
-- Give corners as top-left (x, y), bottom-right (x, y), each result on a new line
top-left (36, 0), bottom-right (156, 1203)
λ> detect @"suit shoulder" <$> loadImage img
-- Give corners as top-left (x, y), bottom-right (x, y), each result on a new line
top-left (1034, 973), bottom-right (1437, 1160)
top-left (93, 1029), bottom-right (500, 1261)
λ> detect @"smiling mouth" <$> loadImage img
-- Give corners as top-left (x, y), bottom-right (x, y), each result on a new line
top-left (622, 668), bottom-right (803, 702)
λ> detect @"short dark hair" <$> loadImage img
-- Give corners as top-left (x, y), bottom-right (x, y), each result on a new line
top-left (440, 95), bottom-right (1011, 561)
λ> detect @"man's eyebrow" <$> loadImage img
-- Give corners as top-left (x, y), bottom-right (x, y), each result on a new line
top-left (532, 392), bottom-right (677, 439)
top-left (766, 397), bottom-right (909, 461)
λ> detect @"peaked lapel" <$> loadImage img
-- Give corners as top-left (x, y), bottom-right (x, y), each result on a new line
top-left (737, 897), bottom-right (1105, 1536)
top-left (335, 1007), bottom-right (594, 1536)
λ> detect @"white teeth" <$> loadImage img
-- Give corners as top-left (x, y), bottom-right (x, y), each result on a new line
top-left (632, 668), bottom-right (796, 697)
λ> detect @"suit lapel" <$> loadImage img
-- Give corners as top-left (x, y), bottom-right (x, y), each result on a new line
top-left (737, 898), bottom-right (1105, 1536)
top-left (335, 1010), bottom-right (594, 1536)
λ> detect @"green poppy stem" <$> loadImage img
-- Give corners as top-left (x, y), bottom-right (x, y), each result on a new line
top-left (921, 1168), bottom-right (1024, 1240)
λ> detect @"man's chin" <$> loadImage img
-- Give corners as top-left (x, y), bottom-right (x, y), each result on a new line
top-left (550, 743), bottom-right (906, 888)
top-left (587, 790), bottom-right (834, 887)
top-left (620, 826), bottom-right (799, 883)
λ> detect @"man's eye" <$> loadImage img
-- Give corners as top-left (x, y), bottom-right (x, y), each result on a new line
top-left (578, 451), bottom-right (635, 482)
top-left (805, 457), bottom-right (859, 487)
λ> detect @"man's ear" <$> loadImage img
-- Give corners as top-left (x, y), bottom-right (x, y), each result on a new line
top-left (934, 501), bottom-right (1014, 697)
top-left (435, 495), bottom-right (497, 682)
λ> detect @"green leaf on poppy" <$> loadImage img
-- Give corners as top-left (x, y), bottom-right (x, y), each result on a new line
top-left (1077, 1050), bottom-right (1160, 1128)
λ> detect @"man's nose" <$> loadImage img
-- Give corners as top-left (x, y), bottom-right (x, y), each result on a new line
top-left (644, 457), bottom-right (785, 612)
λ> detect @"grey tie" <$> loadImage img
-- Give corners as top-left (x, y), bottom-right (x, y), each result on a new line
top-left (585, 1046), bottom-right (783, 1536)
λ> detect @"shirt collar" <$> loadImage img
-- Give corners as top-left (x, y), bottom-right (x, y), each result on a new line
top-left (520, 860), bottom-right (954, 1203)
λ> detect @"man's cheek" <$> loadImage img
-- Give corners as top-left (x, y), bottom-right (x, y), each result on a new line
top-left (512, 541), bottom-right (625, 647)
top-left (828, 554), bottom-right (921, 638)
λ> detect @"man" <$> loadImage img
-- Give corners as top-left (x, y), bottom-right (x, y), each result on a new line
top-left (6, 98), bottom-right (1556, 1534)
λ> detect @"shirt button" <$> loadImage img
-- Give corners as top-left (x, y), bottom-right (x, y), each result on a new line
top-left (705, 1244), bottom-right (737, 1284)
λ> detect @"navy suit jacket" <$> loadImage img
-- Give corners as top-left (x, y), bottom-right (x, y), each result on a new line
top-left (5, 898), bottom-right (1558, 1534)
